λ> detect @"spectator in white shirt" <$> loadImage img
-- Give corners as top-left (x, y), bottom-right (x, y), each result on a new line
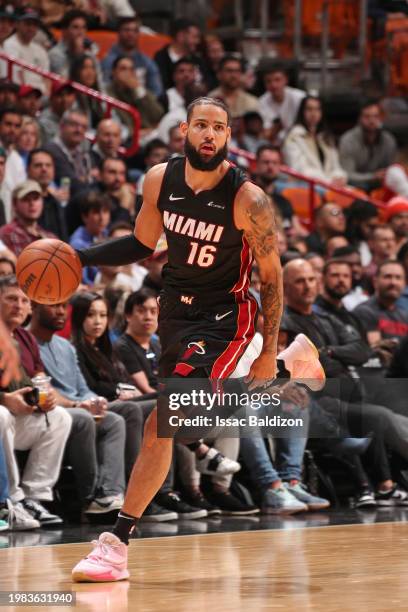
top-left (258, 65), bottom-right (305, 145)
top-left (0, 8), bottom-right (15, 79)
top-left (3, 10), bottom-right (49, 95)
top-left (283, 95), bottom-right (347, 185)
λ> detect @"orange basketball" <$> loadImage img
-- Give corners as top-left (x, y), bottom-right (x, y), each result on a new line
top-left (16, 239), bottom-right (82, 304)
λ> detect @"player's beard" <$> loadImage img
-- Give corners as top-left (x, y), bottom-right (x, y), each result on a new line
top-left (184, 136), bottom-right (228, 171)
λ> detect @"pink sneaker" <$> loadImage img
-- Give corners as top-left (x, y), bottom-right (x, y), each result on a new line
top-left (278, 334), bottom-right (326, 391)
top-left (72, 532), bottom-right (130, 582)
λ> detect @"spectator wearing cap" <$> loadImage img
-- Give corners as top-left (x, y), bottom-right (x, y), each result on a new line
top-left (383, 197), bottom-right (408, 251)
top-left (339, 100), bottom-right (397, 192)
top-left (159, 58), bottom-right (196, 114)
top-left (49, 10), bottom-right (103, 84)
top-left (0, 8), bottom-right (16, 78)
top-left (154, 18), bottom-right (204, 90)
top-left (102, 16), bottom-right (163, 98)
top-left (69, 191), bottom-right (112, 285)
top-left (209, 55), bottom-right (259, 119)
top-left (18, 86), bottom-right (43, 119)
top-left (258, 65), bottom-right (306, 145)
top-left (38, 81), bottom-right (76, 144)
top-left (0, 180), bottom-right (56, 257)
top-left (3, 9), bottom-right (50, 95)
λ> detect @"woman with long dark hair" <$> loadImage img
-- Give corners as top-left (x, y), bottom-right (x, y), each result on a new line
top-left (283, 94), bottom-right (347, 185)
top-left (345, 199), bottom-right (379, 265)
top-left (70, 291), bottom-right (156, 481)
top-left (69, 54), bottom-right (105, 130)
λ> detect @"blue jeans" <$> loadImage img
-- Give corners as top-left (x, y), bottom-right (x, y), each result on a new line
top-left (240, 403), bottom-right (309, 489)
top-left (0, 439), bottom-right (9, 502)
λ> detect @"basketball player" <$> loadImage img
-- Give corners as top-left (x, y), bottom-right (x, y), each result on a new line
top-left (72, 97), bottom-right (324, 582)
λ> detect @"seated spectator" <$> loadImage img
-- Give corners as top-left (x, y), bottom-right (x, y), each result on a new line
top-left (154, 18), bottom-right (204, 90)
top-left (29, 300), bottom-right (127, 513)
top-left (49, 10), bottom-right (102, 81)
top-left (69, 54), bottom-right (105, 131)
top-left (107, 56), bottom-right (164, 135)
top-left (27, 149), bottom-right (68, 241)
top-left (0, 258), bottom-right (15, 277)
top-left (397, 241), bottom-right (408, 310)
top-left (90, 119), bottom-right (122, 169)
top-left (201, 34), bottom-right (225, 91)
top-left (326, 235), bottom-right (349, 257)
top-left (283, 95), bottom-right (347, 185)
top-left (0, 181), bottom-right (56, 257)
top-left (364, 225), bottom-right (397, 289)
top-left (70, 191), bottom-right (112, 285)
top-left (114, 288), bottom-right (159, 393)
top-left (239, 112), bottom-right (270, 155)
top-left (154, 83), bottom-right (206, 144)
top-left (0, 9), bottom-right (15, 78)
top-left (16, 117), bottom-right (41, 170)
top-left (67, 157), bottom-right (133, 234)
top-left (305, 203), bottom-right (346, 255)
top-left (168, 125), bottom-right (185, 157)
top-left (331, 245), bottom-right (369, 310)
top-left (95, 222), bottom-right (147, 291)
top-left (0, 108), bottom-right (26, 222)
top-left (383, 197), bottom-right (408, 251)
top-left (0, 275), bottom-right (72, 526)
top-left (282, 258), bottom-right (408, 504)
top-left (3, 9), bottom-right (49, 95)
top-left (339, 99), bottom-right (397, 192)
top-left (304, 252), bottom-right (325, 294)
top-left (38, 82), bottom-right (76, 145)
top-left (102, 16), bottom-right (163, 98)
top-left (209, 55), bottom-right (259, 119)
top-left (254, 145), bottom-right (307, 237)
top-left (136, 139), bottom-right (169, 196)
top-left (345, 199), bottom-right (380, 266)
top-left (44, 109), bottom-right (92, 194)
top-left (258, 64), bottom-right (306, 145)
top-left (159, 58), bottom-right (196, 114)
top-left (354, 261), bottom-right (408, 352)
top-left (17, 86), bottom-right (42, 119)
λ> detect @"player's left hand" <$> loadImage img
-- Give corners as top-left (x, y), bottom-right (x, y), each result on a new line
top-left (245, 352), bottom-right (277, 391)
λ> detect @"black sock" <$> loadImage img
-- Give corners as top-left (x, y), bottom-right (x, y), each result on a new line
top-left (112, 511), bottom-right (139, 545)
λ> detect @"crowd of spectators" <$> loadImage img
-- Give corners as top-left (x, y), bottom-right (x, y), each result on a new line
top-left (0, 7), bottom-right (408, 533)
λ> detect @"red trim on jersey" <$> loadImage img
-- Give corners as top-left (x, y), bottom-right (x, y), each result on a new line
top-left (173, 362), bottom-right (195, 376)
top-left (211, 236), bottom-right (256, 379)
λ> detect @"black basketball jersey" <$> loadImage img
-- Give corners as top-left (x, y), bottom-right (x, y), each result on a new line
top-left (157, 156), bottom-right (251, 301)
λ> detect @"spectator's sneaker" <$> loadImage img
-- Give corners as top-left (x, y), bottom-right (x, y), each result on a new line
top-left (22, 499), bottom-right (63, 526)
top-left (85, 495), bottom-right (124, 515)
top-left (262, 486), bottom-right (307, 515)
top-left (72, 532), bottom-right (129, 582)
top-left (355, 490), bottom-right (377, 509)
top-left (375, 486), bottom-right (408, 506)
top-left (196, 448), bottom-right (241, 476)
top-left (156, 492), bottom-right (207, 519)
top-left (183, 491), bottom-right (222, 516)
top-left (0, 500), bottom-right (40, 531)
top-left (208, 490), bottom-right (259, 515)
top-left (278, 333), bottom-right (326, 391)
top-left (140, 503), bottom-right (178, 522)
top-left (284, 482), bottom-right (330, 511)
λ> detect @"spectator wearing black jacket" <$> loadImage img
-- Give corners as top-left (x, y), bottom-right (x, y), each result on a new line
top-left (281, 258), bottom-right (408, 504)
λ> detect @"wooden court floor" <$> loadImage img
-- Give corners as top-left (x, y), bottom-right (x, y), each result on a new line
top-left (1, 522), bottom-right (408, 611)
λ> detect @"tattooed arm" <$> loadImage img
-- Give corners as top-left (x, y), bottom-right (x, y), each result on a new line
top-left (235, 183), bottom-right (283, 386)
